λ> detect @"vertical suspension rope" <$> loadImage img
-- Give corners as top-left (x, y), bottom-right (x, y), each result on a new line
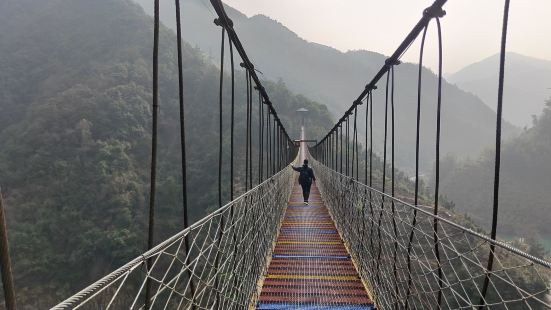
top-left (354, 106), bottom-right (359, 180)
top-left (405, 25), bottom-right (429, 310)
top-left (346, 114), bottom-right (350, 176)
top-left (433, 17), bottom-right (444, 308)
top-left (258, 91), bottom-right (263, 183)
top-left (359, 94), bottom-right (369, 266)
top-left (248, 78), bottom-right (253, 187)
top-left (276, 125), bottom-right (280, 172)
top-left (229, 37), bottom-right (235, 201)
top-left (325, 136), bottom-right (331, 166)
top-left (335, 128), bottom-right (338, 171)
top-left (279, 127), bottom-right (282, 168)
top-left (145, 0), bottom-right (160, 306)
top-left (390, 65), bottom-right (399, 308)
top-left (217, 27), bottom-right (225, 209)
top-left (478, 0), bottom-right (510, 307)
top-left (352, 106), bottom-right (358, 178)
top-left (245, 71), bottom-right (251, 190)
top-left (274, 124), bottom-right (278, 171)
top-left (332, 133), bottom-right (335, 170)
top-left (175, 0), bottom-right (196, 301)
top-left (340, 124), bottom-right (343, 174)
top-left (272, 119), bottom-right (276, 174)
top-left (280, 127), bottom-right (284, 169)
top-left (375, 70), bottom-right (391, 287)
top-left (267, 112), bottom-right (271, 177)
top-left (213, 25), bottom-right (225, 307)
top-left (365, 93), bottom-right (369, 185)
top-left (361, 94), bottom-right (369, 230)
top-left (368, 92), bottom-right (374, 253)
top-left (329, 134), bottom-right (332, 170)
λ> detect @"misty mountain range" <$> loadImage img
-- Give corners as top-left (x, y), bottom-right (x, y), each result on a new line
top-left (131, 0), bottom-right (551, 246)
top-left (448, 52), bottom-right (551, 128)
top-left (133, 0), bottom-right (521, 173)
top-left (0, 0), bottom-right (549, 306)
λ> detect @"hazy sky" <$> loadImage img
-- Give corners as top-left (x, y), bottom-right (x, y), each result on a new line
top-left (223, 0), bottom-right (551, 73)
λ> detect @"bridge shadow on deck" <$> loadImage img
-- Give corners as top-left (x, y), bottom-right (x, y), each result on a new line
top-left (256, 178), bottom-right (375, 310)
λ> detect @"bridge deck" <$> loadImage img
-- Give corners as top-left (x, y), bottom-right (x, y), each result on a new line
top-left (256, 179), bottom-right (375, 310)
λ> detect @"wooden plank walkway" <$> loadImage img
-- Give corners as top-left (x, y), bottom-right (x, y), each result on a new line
top-left (256, 178), bottom-right (375, 310)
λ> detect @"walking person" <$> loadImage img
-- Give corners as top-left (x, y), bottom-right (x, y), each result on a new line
top-left (291, 159), bottom-right (316, 205)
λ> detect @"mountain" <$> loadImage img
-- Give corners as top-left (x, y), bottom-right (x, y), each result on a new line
top-left (133, 0), bottom-right (519, 173)
top-left (433, 96), bottom-right (551, 245)
top-left (0, 0), bottom-right (333, 306)
top-left (448, 52), bottom-right (551, 127)
top-left (0, 1), bottom-right (546, 307)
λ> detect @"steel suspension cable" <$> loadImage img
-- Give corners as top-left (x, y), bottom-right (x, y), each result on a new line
top-left (433, 17), bottom-right (444, 308)
top-left (313, 0), bottom-right (448, 149)
top-left (267, 112), bottom-right (271, 177)
top-left (367, 92), bottom-right (375, 253)
top-left (354, 106), bottom-right (359, 180)
top-left (227, 37), bottom-right (240, 302)
top-left (352, 107), bottom-right (357, 179)
top-left (361, 93), bottom-right (370, 247)
top-left (175, 0), bottom-right (196, 301)
top-left (258, 91), bottom-right (263, 183)
top-left (346, 117), bottom-right (350, 176)
top-left (405, 24), bottom-right (429, 310)
top-left (276, 125), bottom-right (279, 172)
top-left (336, 126), bottom-right (339, 172)
top-left (209, 0), bottom-right (295, 164)
top-left (213, 24), bottom-right (226, 307)
top-left (272, 119), bottom-right (276, 174)
top-left (478, 0), bottom-right (510, 307)
top-left (245, 70), bottom-right (251, 190)
top-left (248, 77), bottom-right (253, 187)
top-left (332, 133), bottom-right (335, 170)
top-left (390, 65), bottom-right (399, 309)
top-left (340, 123), bottom-right (343, 174)
top-left (375, 70), bottom-right (391, 288)
top-left (145, 0), bottom-right (160, 306)
top-left (229, 36), bottom-right (235, 200)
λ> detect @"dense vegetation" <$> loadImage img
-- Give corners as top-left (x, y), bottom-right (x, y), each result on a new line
top-left (0, 0), bottom-right (333, 307)
top-left (433, 97), bottom-right (551, 252)
top-left (0, 0), bottom-right (547, 308)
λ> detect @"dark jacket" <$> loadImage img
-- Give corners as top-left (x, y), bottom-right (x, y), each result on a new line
top-left (292, 164), bottom-right (316, 185)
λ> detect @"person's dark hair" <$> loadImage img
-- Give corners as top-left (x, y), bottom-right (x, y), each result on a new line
top-left (303, 159), bottom-right (308, 165)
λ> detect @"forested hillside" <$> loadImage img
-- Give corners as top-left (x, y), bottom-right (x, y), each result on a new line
top-left (0, 0), bottom-right (333, 307)
top-left (434, 96), bottom-right (551, 247)
top-left (134, 0), bottom-right (519, 172)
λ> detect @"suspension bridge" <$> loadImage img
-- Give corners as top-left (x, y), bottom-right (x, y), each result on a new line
top-left (0, 0), bottom-right (549, 309)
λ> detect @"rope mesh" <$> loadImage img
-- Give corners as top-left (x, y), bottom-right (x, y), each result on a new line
top-left (311, 158), bottom-right (551, 310)
top-left (51, 167), bottom-right (294, 310)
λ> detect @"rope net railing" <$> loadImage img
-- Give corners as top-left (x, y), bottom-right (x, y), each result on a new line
top-left (49, 0), bottom-right (299, 308)
top-left (52, 165), bottom-right (295, 309)
top-left (310, 0), bottom-right (551, 308)
top-left (311, 158), bottom-right (551, 310)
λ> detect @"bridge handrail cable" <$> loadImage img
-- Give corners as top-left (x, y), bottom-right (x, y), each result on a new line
top-left (310, 157), bottom-right (551, 309)
top-left (312, 158), bottom-right (551, 270)
top-left (52, 162), bottom-right (297, 309)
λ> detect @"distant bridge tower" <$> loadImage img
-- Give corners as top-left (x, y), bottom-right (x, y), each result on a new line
top-left (296, 107), bottom-right (308, 128)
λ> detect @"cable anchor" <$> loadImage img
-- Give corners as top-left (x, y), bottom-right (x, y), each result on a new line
top-left (424, 5), bottom-right (446, 18)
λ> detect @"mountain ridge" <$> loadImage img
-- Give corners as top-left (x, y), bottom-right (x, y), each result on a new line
top-left (448, 52), bottom-right (551, 127)
top-left (132, 0), bottom-right (519, 173)
top-left (0, 0), bottom-right (333, 306)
